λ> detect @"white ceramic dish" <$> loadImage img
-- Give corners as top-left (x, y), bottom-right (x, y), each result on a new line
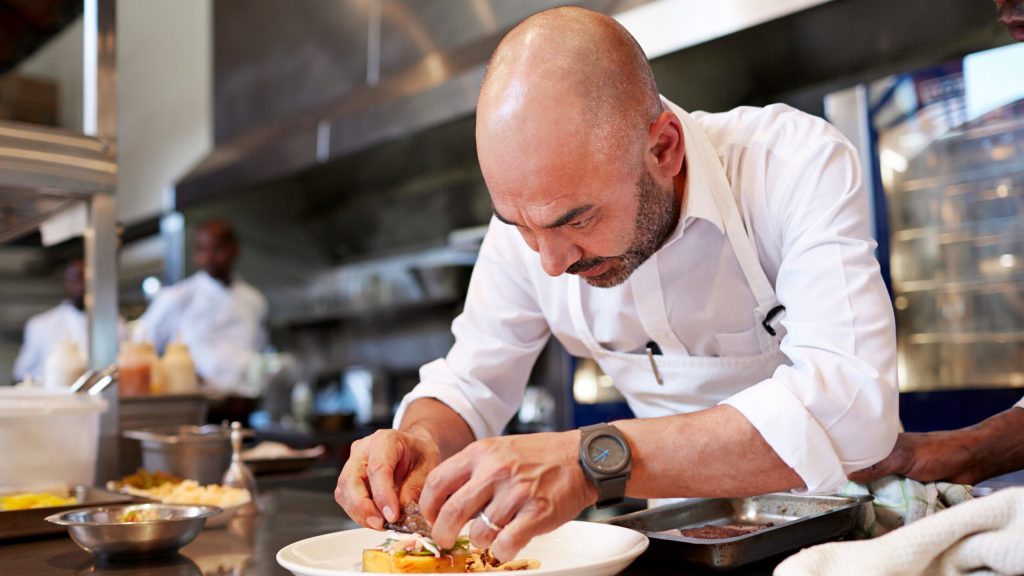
top-left (276, 520), bottom-right (648, 576)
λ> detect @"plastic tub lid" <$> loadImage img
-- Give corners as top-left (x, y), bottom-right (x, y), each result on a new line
top-left (0, 388), bottom-right (108, 418)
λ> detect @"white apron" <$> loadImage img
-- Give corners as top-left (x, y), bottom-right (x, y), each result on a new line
top-left (567, 109), bottom-right (790, 420)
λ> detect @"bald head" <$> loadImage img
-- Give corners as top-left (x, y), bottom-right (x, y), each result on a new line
top-left (195, 219), bottom-right (239, 285)
top-left (478, 7), bottom-right (661, 173)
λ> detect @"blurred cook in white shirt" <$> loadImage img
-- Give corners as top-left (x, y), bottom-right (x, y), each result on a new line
top-left (138, 220), bottom-right (267, 394)
top-left (14, 260), bottom-right (90, 383)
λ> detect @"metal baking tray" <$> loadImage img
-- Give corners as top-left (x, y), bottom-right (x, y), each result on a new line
top-left (0, 485), bottom-right (135, 539)
top-left (603, 493), bottom-right (872, 570)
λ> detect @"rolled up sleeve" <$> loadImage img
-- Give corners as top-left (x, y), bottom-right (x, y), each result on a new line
top-left (394, 219), bottom-right (550, 440)
top-left (722, 140), bottom-right (899, 494)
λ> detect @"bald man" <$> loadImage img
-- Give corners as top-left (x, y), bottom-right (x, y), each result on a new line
top-left (336, 7), bottom-right (897, 561)
top-left (138, 219), bottom-right (267, 394)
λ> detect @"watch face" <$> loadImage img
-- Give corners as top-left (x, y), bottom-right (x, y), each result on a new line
top-left (584, 433), bottom-right (628, 474)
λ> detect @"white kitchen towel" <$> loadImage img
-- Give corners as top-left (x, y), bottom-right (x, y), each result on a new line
top-left (840, 476), bottom-right (974, 537)
top-left (774, 487), bottom-right (1024, 576)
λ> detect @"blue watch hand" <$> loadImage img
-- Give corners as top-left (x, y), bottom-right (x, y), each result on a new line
top-left (593, 448), bottom-right (609, 463)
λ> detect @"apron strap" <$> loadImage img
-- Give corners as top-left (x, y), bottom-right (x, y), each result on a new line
top-left (677, 109), bottom-right (786, 341)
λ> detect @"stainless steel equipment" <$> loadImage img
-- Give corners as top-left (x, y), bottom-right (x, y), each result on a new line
top-left (221, 422), bottom-right (260, 516)
top-left (826, 43), bottom-right (1024, 392)
top-left (604, 493), bottom-right (872, 569)
top-left (45, 503), bottom-right (221, 559)
top-left (0, 485), bottom-right (133, 540)
top-left (123, 425), bottom-right (231, 484)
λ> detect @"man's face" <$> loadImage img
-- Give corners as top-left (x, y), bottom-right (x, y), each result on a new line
top-left (996, 0), bottom-right (1024, 41)
top-left (64, 260), bottom-right (85, 310)
top-left (489, 155), bottom-right (678, 288)
top-left (194, 228), bottom-right (237, 281)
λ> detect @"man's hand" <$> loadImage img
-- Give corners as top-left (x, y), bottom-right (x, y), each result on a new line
top-left (334, 429), bottom-right (441, 529)
top-left (419, 431), bottom-right (598, 563)
top-left (850, 407), bottom-right (1024, 486)
top-left (848, 431), bottom-right (979, 484)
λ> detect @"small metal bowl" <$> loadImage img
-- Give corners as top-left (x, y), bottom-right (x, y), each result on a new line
top-left (46, 503), bottom-right (221, 560)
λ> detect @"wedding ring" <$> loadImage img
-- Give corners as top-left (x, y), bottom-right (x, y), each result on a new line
top-left (478, 511), bottom-right (504, 532)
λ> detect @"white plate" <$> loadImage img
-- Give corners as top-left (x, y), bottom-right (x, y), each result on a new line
top-left (276, 520), bottom-right (648, 576)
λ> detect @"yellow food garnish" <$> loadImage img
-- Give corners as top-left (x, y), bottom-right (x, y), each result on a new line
top-left (0, 492), bottom-right (78, 511)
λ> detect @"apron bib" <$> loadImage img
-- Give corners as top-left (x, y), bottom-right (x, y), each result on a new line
top-left (567, 109), bottom-right (790, 420)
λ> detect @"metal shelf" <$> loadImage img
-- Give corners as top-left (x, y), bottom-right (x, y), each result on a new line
top-left (896, 273), bottom-right (1024, 294)
top-left (0, 120), bottom-right (116, 244)
top-left (907, 332), bottom-right (1024, 345)
top-left (896, 159), bottom-right (1024, 194)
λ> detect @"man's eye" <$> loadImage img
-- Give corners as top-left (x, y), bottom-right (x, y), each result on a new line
top-left (570, 218), bottom-right (592, 230)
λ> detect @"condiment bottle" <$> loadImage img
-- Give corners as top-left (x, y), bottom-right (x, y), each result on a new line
top-left (43, 339), bottom-right (86, 390)
top-left (117, 341), bottom-right (152, 396)
top-left (162, 341), bottom-right (198, 394)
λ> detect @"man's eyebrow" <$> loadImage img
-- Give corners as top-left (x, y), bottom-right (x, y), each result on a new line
top-left (544, 205), bottom-right (595, 229)
top-left (492, 204), bottom-right (596, 229)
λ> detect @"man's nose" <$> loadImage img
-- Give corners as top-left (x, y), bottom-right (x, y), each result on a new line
top-left (537, 236), bottom-right (581, 277)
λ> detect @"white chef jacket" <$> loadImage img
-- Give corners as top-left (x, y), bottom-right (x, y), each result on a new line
top-left (396, 101), bottom-right (899, 495)
top-left (13, 301), bottom-right (88, 382)
top-left (138, 271), bottom-right (267, 394)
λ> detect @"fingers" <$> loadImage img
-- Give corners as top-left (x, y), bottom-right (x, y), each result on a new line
top-left (365, 438), bottom-right (404, 523)
top-left (430, 478), bottom-right (495, 548)
top-left (488, 501), bottom-right (557, 564)
top-left (335, 452), bottom-right (384, 530)
top-left (468, 483), bottom-right (530, 551)
top-left (418, 451), bottom-right (474, 526)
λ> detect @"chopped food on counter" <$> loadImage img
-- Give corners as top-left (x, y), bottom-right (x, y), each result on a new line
top-left (118, 508), bottom-right (162, 523)
top-left (117, 479), bottom-right (250, 509)
top-left (108, 468), bottom-right (184, 491)
top-left (0, 492), bottom-right (77, 511)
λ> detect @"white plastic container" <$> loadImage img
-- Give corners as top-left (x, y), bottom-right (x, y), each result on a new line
top-left (0, 389), bottom-right (108, 488)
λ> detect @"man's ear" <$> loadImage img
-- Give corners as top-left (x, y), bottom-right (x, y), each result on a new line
top-left (647, 111), bottom-right (685, 179)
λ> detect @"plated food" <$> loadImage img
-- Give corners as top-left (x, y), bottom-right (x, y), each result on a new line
top-left (363, 504), bottom-right (539, 573)
top-left (276, 520), bottom-right (649, 576)
top-left (363, 531), bottom-right (540, 573)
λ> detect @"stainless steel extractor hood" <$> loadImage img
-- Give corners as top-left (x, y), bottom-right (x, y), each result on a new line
top-left (177, 0), bottom-right (874, 207)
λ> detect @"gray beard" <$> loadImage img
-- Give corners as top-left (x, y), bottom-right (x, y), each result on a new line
top-left (572, 168), bottom-right (678, 288)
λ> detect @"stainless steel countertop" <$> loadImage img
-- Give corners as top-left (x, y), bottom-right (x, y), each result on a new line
top-left (1, 488), bottom-right (779, 575)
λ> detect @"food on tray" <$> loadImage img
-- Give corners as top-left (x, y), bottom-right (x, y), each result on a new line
top-left (671, 522), bottom-right (774, 539)
top-left (362, 531), bottom-right (540, 573)
top-left (108, 468), bottom-right (183, 490)
top-left (0, 492), bottom-right (77, 511)
top-left (241, 441), bottom-right (324, 461)
top-left (113, 479), bottom-right (250, 508)
top-left (364, 503), bottom-right (539, 573)
top-left (118, 508), bottom-right (162, 522)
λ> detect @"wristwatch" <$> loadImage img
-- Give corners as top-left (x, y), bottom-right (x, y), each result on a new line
top-left (578, 423), bottom-right (632, 508)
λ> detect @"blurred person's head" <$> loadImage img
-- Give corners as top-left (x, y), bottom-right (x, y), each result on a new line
top-left (65, 259), bottom-right (86, 310)
top-left (996, 0), bottom-right (1024, 41)
top-left (194, 219), bottom-right (240, 285)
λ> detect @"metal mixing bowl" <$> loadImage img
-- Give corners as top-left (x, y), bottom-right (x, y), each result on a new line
top-left (46, 503), bottom-right (221, 559)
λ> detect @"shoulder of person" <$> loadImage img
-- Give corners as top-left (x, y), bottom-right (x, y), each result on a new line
top-left (150, 274), bottom-right (201, 307)
top-left (693, 104), bottom-right (853, 162)
top-left (233, 279), bottom-right (268, 313)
